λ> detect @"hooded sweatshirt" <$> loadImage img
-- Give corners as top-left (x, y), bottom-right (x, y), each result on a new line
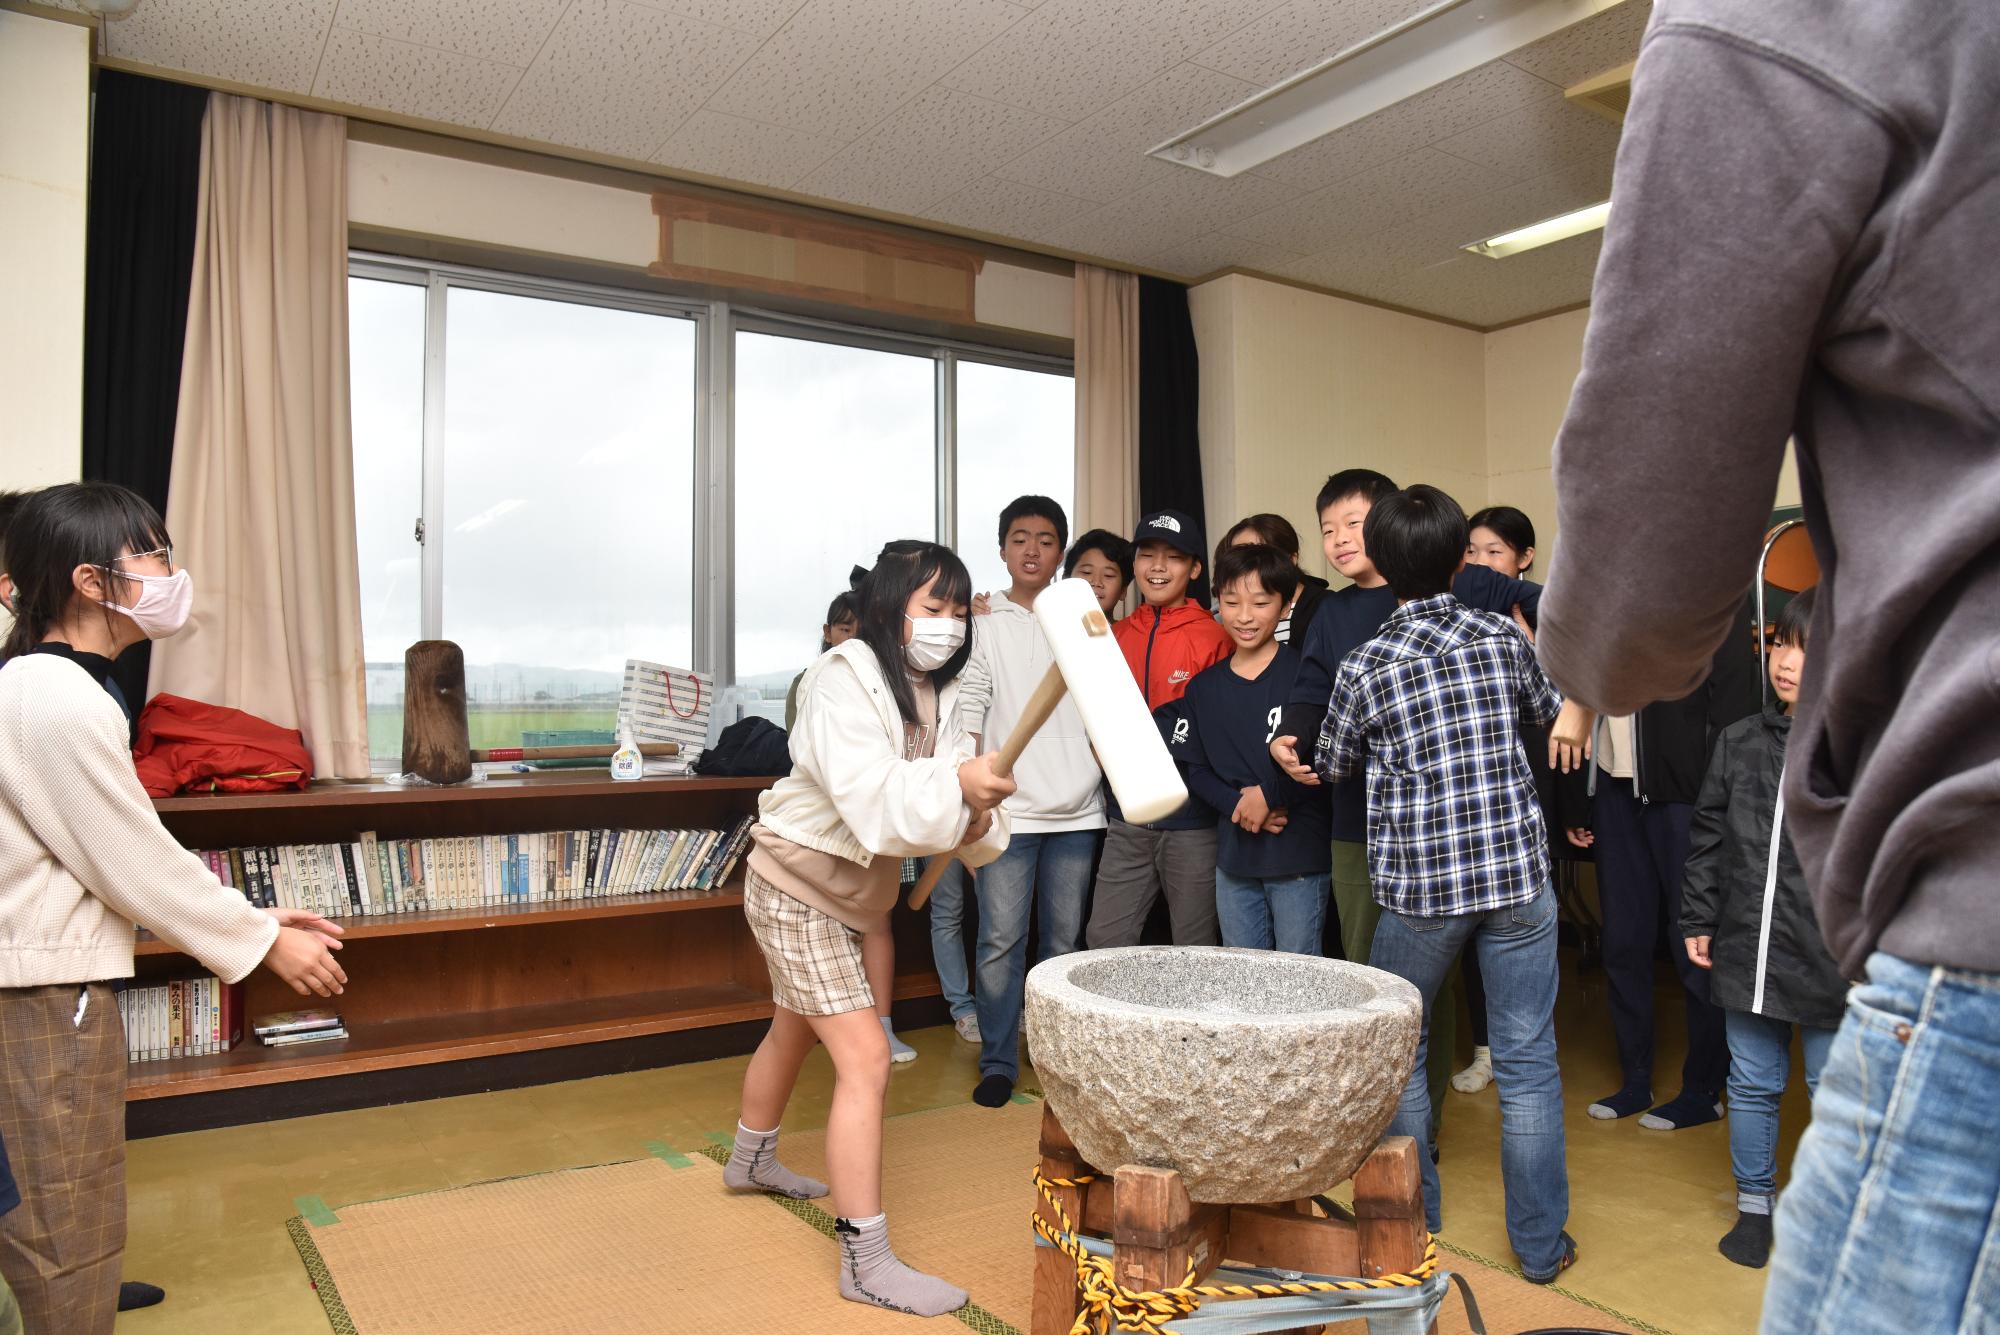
top-left (955, 589), bottom-right (1106, 834)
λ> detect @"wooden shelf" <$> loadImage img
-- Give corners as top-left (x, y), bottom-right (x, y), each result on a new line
top-left (151, 773), bottom-right (771, 815)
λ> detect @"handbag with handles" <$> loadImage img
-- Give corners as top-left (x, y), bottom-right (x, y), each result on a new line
top-left (618, 660), bottom-right (713, 769)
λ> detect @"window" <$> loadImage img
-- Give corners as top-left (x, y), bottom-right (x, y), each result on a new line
top-left (348, 256), bottom-right (1072, 764)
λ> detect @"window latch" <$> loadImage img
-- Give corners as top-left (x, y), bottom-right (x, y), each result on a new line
top-left (414, 518), bottom-right (426, 545)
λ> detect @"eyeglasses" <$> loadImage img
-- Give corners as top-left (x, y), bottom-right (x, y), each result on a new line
top-left (109, 546), bottom-right (174, 570)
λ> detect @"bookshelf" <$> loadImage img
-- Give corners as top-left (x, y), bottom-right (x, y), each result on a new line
top-left (134, 773), bottom-right (947, 1131)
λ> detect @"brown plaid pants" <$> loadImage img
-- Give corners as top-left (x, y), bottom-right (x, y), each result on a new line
top-left (0, 984), bottom-right (125, 1335)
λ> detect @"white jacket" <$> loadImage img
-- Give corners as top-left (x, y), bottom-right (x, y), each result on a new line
top-left (954, 590), bottom-right (1106, 834)
top-left (759, 640), bottom-right (1009, 869)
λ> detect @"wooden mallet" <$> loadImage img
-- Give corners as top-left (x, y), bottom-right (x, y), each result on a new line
top-left (909, 577), bottom-right (1188, 909)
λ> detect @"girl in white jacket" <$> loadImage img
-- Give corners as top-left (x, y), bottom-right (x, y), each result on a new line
top-left (727, 541), bottom-right (1014, 1317)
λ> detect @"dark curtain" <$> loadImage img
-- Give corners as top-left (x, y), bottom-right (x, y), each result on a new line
top-left (1136, 276), bottom-right (1209, 605)
top-left (81, 70), bottom-right (209, 713)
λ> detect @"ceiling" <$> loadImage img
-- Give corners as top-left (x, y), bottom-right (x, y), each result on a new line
top-left (62, 0), bottom-right (1651, 328)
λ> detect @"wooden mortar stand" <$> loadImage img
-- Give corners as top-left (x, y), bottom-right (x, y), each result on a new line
top-left (1033, 1104), bottom-right (1430, 1335)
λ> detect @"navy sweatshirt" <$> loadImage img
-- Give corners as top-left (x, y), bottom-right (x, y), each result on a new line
top-left (1279, 566), bottom-right (1543, 844)
top-left (1175, 646), bottom-right (1332, 879)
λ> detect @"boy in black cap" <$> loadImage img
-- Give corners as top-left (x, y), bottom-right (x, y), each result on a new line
top-left (1084, 510), bottom-right (1233, 948)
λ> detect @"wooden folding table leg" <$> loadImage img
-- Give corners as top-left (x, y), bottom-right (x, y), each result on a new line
top-left (1032, 1107), bottom-right (1090, 1335)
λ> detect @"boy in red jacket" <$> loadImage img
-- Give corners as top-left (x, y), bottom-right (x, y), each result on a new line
top-left (1084, 510), bottom-right (1233, 947)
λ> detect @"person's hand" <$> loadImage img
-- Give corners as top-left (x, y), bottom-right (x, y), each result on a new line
top-left (1565, 827), bottom-right (1595, 849)
top-left (263, 925), bottom-right (347, 997)
top-left (971, 592), bottom-right (992, 616)
top-left (957, 752), bottom-right (1017, 812)
top-left (1511, 604), bottom-right (1536, 642)
top-left (1262, 809), bottom-right (1289, 834)
top-left (1685, 935), bottom-right (1712, 970)
top-left (1232, 785), bottom-right (1271, 832)
top-left (267, 907), bottom-right (346, 944)
top-left (1269, 735), bottom-right (1320, 786)
top-left (960, 809), bottom-right (994, 846)
top-left (1549, 700), bottom-right (1595, 773)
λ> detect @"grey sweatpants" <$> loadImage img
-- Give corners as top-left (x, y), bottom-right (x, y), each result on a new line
top-left (1084, 819), bottom-right (1219, 948)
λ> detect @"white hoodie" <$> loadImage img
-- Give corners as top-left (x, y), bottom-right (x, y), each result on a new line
top-left (954, 589), bottom-right (1107, 834)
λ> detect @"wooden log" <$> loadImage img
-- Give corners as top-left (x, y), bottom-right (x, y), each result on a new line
top-left (1353, 1136), bottom-right (1427, 1281)
top-left (1224, 1203), bottom-right (1360, 1278)
top-left (1113, 1165), bottom-right (1229, 1298)
top-left (401, 641), bottom-right (472, 785)
top-left (1032, 1107), bottom-right (1091, 1335)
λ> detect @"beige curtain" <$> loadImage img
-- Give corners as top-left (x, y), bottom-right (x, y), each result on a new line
top-left (1071, 265), bottom-right (1140, 543)
top-left (151, 94), bottom-right (368, 778)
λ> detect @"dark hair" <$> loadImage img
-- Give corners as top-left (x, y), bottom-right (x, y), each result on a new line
top-left (1467, 506), bottom-right (1537, 563)
top-left (1, 482), bottom-right (170, 660)
top-left (819, 590), bottom-right (860, 653)
top-left (1363, 485), bottom-right (1468, 600)
top-left (997, 495), bottom-right (1069, 551)
top-left (1063, 529), bottom-right (1134, 587)
top-left (1315, 469), bottom-right (1397, 518)
top-left (1218, 512), bottom-right (1301, 565)
top-left (853, 539), bottom-right (975, 724)
top-left (1773, 584), bottom-right (1816, 649)
top-left (1213, 542), bottom-right (1300, 605)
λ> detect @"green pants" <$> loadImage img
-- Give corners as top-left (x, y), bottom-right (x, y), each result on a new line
top-left (1333, 840), bottom-right (1456, 1136)
top-left (0, 1269), bottom-right (19, 1335)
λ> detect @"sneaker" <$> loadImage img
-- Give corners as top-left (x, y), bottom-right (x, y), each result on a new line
top-left (880, 1018), bottom-right (918, 1064)
top-left (1638, 1092), bottom-right (1724, 1130)
top-left (1523, 1231), bottom-right (1578, 1285)
top-left (954, 1013), bottom-right (981, 1044)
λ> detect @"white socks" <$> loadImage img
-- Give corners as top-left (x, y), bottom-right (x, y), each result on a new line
top-left (722, 1123), bottom-right (828, 1200)
top-left (835, 1212), bottom-right (967, 1316)
top-left (1451, 1046), bottom-right (1494, 1094)
top-left (881, 1016), bottom-right (918, 1064)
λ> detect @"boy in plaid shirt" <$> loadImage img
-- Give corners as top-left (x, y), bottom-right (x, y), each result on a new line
top-left (1317, 485), bottom-right (1576, 1285)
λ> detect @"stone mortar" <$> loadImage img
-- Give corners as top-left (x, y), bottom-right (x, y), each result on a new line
top-left (1025, 946), bottom-right (1422, 1204)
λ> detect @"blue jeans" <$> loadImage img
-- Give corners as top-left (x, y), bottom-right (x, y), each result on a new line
top-left (1762, 953), bottom-right (2000, 1334)
top-left (975, 830), bottom-right (1099, 1081)
top-left (927, 861), bottom-right (975, 1021)
top-left (1724, 1009), bottom-right (1835, 1209)
top-left (1215, 870), bottom-right (1329, 955)
top-left (1369, 885), bottom-right (1568, 1279)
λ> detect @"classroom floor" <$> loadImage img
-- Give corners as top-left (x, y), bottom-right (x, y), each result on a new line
top-left (118, 954), bottom-right (1802, 1334)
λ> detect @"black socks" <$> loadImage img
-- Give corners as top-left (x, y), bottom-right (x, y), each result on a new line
top-left (1720, 1211), bottom-right (1774, 1268)
top-left (973, 1074), bottom-right (1014, 1107)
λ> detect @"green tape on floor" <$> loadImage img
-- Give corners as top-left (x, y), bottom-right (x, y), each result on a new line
top-left (1009, 1092), bottom-right (1039, 1105)
top-left (703, 1130), bottom-right (732, 1148)
top-left (646, 1141), bottom-right (694, 1169)
top-left (294, 1194), bottom-right (338, 1227)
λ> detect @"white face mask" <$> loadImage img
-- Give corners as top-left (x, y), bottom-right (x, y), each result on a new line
top-left (101, 567), bottom-right (195, 639)
top-left (903, 615), bottom-right (965, 672)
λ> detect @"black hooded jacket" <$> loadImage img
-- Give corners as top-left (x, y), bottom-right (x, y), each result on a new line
top-left (1680, 705), bottom-right (1849, 1028)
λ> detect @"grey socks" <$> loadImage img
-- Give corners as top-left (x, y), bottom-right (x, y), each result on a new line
top-left (722, 1123), bottom-right (828, 1200)
top-left (835, 1213), bottom-right (967, 1316)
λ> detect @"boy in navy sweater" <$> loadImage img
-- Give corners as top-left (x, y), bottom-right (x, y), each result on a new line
top-left (1175, 544), bottom-right (1331, 954)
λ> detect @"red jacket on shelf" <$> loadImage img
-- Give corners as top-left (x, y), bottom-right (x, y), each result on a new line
top-left (132, 694), bottom-right (314, 798)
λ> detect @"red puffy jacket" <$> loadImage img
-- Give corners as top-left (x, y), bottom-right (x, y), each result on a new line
top-left (132, 695), bottom-right (314, 798)
top-left (1113, 601), bottom-right (1232, 710)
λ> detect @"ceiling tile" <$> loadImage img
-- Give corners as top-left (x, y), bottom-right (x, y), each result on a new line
top-left (795, 87), bottom-right (1067, 217)
top-left (1504, 0), bottom-right (1653, 87)
top-left (705, 0), bottom-right (1031, 142)
top-left (922, 175), bottom-right (1101, 240)
top-left (1231, 148), bottom-right (1512, 254)
top-left (314, 28), bottom-right (524, 126)
top-left (101, 0), bottom-right (340, 92)
top-left (650, 110), bottom-right (844, 189)
top-left (329, 0), bottom-right (567, 67)
top-left (1143, 231), bottom-right (1304, 279)
top-left (623, 0), bottom-right (808, 37)
top-left (941, 0), bottom-right (1275, 124)
top-left (993, 61), bottom-right (1258, 204)
top-left (1041, 168), bottom-right (1300, 264)
top-left (492, 0), bottom-right (761, 161)
top-left (1430, 95), bottom-right (1622, 181)
top-left (1189, 0), bottom-right (1432, 87)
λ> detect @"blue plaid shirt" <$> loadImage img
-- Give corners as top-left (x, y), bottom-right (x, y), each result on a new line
top-left (1317, 595), bottom-right (1563, 918)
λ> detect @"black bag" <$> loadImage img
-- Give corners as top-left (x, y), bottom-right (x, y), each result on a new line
top-left (695, 716), bottom-right (793, 777)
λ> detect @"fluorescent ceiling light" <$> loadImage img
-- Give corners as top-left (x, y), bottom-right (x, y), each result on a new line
top-left (1149, 0), bottom-right (1621, 177)
top-left (1462, 200), bottom-right (1611, 258)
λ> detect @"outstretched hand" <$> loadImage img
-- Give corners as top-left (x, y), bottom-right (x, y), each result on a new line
top-left (1269, 735), bottom-right (1320, 786)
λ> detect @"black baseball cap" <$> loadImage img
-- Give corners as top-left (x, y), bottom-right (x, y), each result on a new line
top-left (1132, 509), bottom-right (1204, 561)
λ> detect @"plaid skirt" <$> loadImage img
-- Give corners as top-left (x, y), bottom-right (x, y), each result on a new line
top-left (743, 868), bottom-right (875, 1016)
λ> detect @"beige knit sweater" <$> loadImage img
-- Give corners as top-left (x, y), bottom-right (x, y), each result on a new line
top-left (0, 654), bottom-right (279, 987)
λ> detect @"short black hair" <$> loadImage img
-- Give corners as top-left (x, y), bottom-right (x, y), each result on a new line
top-left (819, 589), bottom-right (859, 652)
top-left (1316, 469), bottom-right (1397, 518)
top-left (1212, 542), bottom-right (1300, 605)
top-left (997, 494), bottom-right (1068, 551)
top-left (1363, 485), bottom-right (1468, 600)
top-left (1063, 529), bottom-right (1133, 586)
top-left (1218, 512), bottom-right (1301, 564)
top-left (1773, 584), bottom-right (1816, 649)
top-left (1466, 505), bottom-right (1536, 558)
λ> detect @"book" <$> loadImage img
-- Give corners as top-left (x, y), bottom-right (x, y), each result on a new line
top-left (254, 1008), bottom-right (344, 1037)
top-left (262, 1026), bottom-right (349, 1048)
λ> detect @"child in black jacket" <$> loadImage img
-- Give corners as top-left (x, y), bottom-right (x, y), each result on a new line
top-left (1681, 588), bottom-right (1846, 1269)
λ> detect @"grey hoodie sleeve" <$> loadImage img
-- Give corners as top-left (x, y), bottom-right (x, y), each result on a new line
top-left (1537, 20), bottom-right (1893, 713)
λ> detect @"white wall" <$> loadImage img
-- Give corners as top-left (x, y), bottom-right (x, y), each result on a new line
top-left (0, 11), bottom-right (91, 492)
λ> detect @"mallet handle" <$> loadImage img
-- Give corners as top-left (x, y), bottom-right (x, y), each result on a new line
top-left (908, 664), bottom-right (1068, 910)
top-left (470, 742), bottom-right (680, 762)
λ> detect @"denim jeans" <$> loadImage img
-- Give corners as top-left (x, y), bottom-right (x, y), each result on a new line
top-left (1368, 884), bottom-right (1568, 1278)
top-left (1215, 870), bottom-right (1329, 955)
top-left (1761, 953), bottom-right (2000, 1334)
top-left (926, 860), bottom-right (975, 1021)
top-left (1724, 1009), bottom-right (1835, 1209)
top-left (974, 830), bottom-right (1099, 1081)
